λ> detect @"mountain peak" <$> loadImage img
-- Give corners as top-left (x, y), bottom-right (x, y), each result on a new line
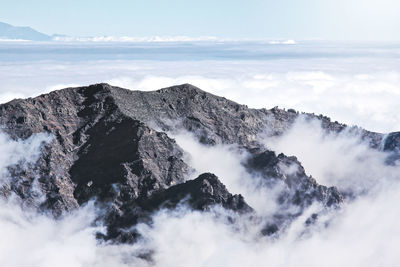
top-left (0, 21), bottom-right (51, 41)
top-left (3, 82), bottom-right (397, 248)
top-left (157, 83), bottom-right (206, 94)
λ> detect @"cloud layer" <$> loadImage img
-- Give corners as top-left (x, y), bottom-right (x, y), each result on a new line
top-left (1, 118), bottom-right (400, 266)
top-left (264, 117), bottom-right (399, 192)
top-left (0, 44), bottom-right (398, 132)
top-left (129, 121), bottom-right (400, 267)
top-left (135, 120), bottom-right (400, 267)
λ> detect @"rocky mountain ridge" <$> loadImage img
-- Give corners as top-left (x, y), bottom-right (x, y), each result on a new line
top-left (0, 83), bottom-right (396, 243)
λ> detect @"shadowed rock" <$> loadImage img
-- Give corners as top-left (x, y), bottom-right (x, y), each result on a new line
top-left (103, 173), bottom-right (252, 243)
top-left (143, 173), bottom-right (252, 212)
top-left (245, 148), bottom-right (343, 208)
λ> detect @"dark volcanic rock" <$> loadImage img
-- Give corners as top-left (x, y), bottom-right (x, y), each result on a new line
top-left (245, 149), bottom-right (343, 208)
top-left (0, 84), bottom-right (190, 217)
top-left (0, 83), bottom-right (260, 242)
top-left (3, 82), bottom-right (393, 243)
top-left (70, 116), bottom-right (188, 204)
top-left (104, 173), bottom-right (252, 243)
top-left (143, 173), bottom-right (252, 212)
top-left (384, 132), bottom-right (400, 152)
top-left (243, 148), bottom-right (343, 234)
top-left (382, 132), bottom-right (400, 164)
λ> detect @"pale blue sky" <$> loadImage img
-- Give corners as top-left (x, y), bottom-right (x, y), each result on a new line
top-left (0, 0), bottom-right (399, 40)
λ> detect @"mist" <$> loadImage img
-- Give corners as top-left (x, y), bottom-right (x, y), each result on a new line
top-left (0, 131), bottom-right (148, 267)
top-left (264, 117), bottom-right (400, 194)
top-left (1, 117), bottom-right (400, 266)
top-left (0, 42), bottom-right (399, 132)
top-left (132, 121), bottom-right (400, 266)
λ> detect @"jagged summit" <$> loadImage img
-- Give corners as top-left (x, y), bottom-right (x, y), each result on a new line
top-left (0, 83), bottom-right (395, 243)
top-left (157, 82), bottom-right (208, 93)
top-left (3, 82), bottom-right (383, 146)
top-left (35, 82), bottom-right (212, 100)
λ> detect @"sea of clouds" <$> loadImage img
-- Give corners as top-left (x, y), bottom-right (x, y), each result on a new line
top-left (0, 41), bottom-right (400, 266)
top-left (0, 42), bottom-right (399, 132)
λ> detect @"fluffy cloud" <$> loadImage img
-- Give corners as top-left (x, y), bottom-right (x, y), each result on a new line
top-left (1, 121), bottom-right (400, 266)
top-left (0, 132), bottom-right (52, 179)
top-left (171, 130), bottom-right (281, 217)
top-left (0, 132), bottom-right (147, 267)
top-left (133, 122), bottom-right (400, 266)
top-left (107, 69), bottom-right (400, 133)
top-left (133, 185), bottom-right (400, 267)
top-left (1, 53), bottom-right (399, 132)
top-left (263, 117), bottom-right (399, 193)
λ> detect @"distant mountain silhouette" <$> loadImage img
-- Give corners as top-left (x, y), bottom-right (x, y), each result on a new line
top-left (0, 21), bottom-right (51, 41)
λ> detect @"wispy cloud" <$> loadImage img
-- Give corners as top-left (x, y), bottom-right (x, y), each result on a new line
top-left (0, 118), bottom-right (400, 266)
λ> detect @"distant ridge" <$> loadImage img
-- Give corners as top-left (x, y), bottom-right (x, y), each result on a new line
top-left (0, 21), bottom-right (51, 41)
top-left (0, 21), bottom-right (298, 43)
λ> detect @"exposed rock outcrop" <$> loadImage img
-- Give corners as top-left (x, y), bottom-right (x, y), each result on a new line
top-left (102, 172), bottom-right (252, 243)
top-left (1, 83), bottom-right (393, 243)
top-left (245, 149), bottom-right (343, 208)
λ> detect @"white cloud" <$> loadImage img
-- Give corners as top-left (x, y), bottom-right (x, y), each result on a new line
top-left (105, 69), bottom-right (400, 133)
top-left (0, 131), bottom-right (147, 267)
top-left (0, 118), bottom-right (400, 266)
top-left (132, 180), bottom-right (400, 267)
top-left (0, 131), bottom-right (52, 180)
top-left (0, 199), bottom-right (150, 267)
top-left (171, 130), bottom-right (282, 217)
top-left (0, 50), bottom-right (399, 133)
top-left (130, 124), bottom-right (400, 266)
top-left (52, 36), bottom-right (220, 43)
top-left (263, 117), bottom-right (400, 193)
top-left (269, 39), bottom-right (296, 45)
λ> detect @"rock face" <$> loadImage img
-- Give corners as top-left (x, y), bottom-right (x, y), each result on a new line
top-left (102, 172), bottom-right (253, 243)
top-left (144, 173), bottom-right (252, 212)
top-left (0, 83), bottom-right (393, 242)
top-left (383, 132), bottom-right (400, 164)
top-left (0, 85), bottom-right (191, 219)
top-left (245, 149), bottom-right (343, 208)
top-left (384, 132), bottom-right (400, 152)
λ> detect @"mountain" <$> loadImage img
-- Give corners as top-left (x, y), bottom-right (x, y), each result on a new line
top-left (0, 83), bottom-right (396, 245)
top-left (0, 21), bottom-right (51, 41)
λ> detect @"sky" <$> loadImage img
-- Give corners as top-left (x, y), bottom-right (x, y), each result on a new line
top-left (1, 0), bottom-right (399, 41)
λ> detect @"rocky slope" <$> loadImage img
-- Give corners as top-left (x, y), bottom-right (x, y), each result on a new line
top-left (0, 83), bottom-right (395, 243)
